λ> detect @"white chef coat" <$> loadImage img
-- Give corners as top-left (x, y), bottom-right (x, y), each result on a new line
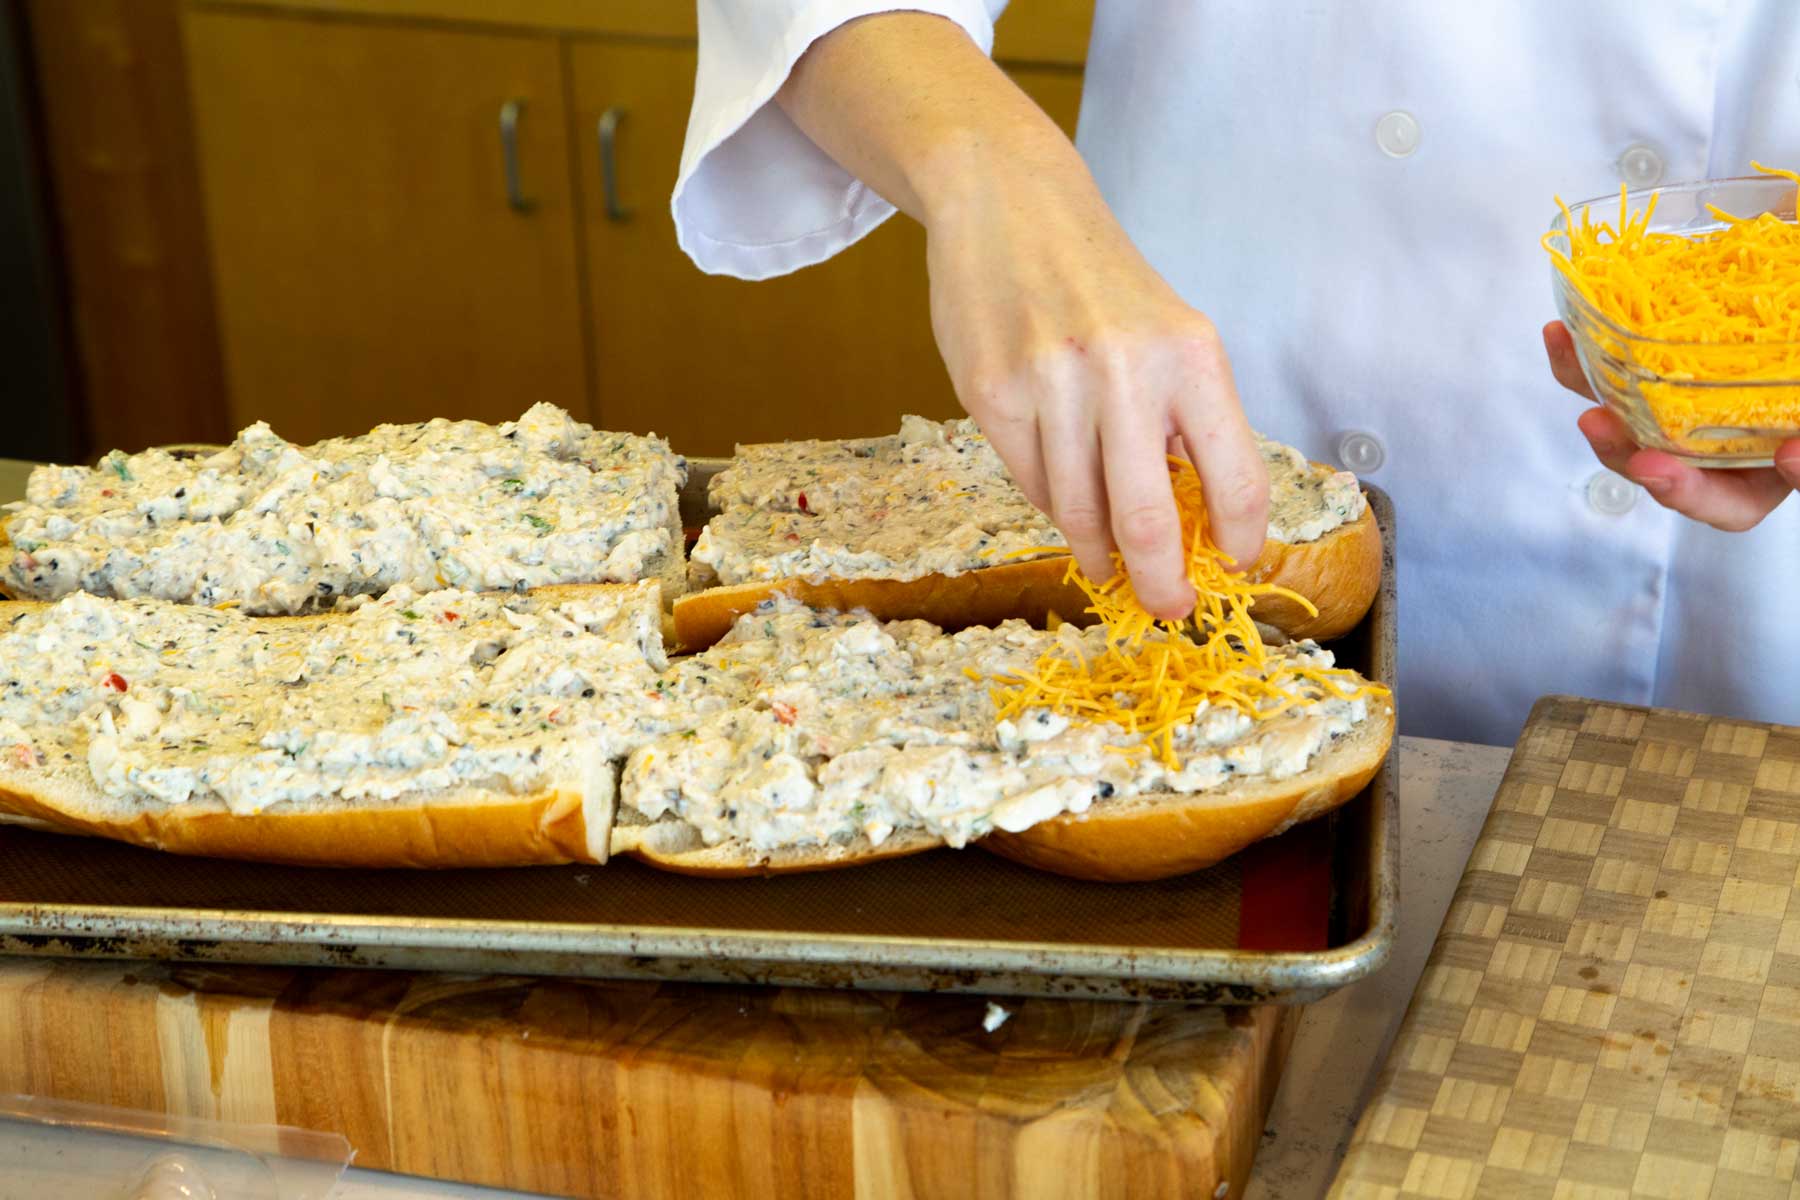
top-left (674, 0), bottom-right (1800, 746)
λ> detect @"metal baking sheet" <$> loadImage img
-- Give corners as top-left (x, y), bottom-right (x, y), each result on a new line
top-left (0, 471), bottom-right (1397, 1004)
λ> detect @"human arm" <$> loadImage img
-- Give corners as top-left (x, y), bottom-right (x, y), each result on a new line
top-left (772, 13), bottom-right (1268, 617)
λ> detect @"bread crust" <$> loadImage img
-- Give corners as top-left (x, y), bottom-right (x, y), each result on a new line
top-left (979, 695), bottom-right (1394, 882)
top-left (0, 581), bottom-right (646, 867)
top-left (1245, 505), bottom-right (1382, 642)
top-left (673, 490), bottom-right (1381, 652)
top-left (0, 774), bottom-right (604, 868)
top-left (671, 556), bottom-right (1089, 652)
top-left (609, 698), bottom-right (1393, 883)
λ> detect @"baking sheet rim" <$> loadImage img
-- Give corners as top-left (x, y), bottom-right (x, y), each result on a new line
top-left (0, 895), bottom-right (1391, 985)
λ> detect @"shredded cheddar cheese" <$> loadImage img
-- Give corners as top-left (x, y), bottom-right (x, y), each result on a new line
top-left (1543, 162), bottom-right (1800, 449)
top-left (991, 457), bottom-right (1386, 770)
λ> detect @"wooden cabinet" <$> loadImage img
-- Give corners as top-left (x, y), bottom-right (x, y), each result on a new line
top-left (570, 44), bottom-right (1082, 454)
top-left (66, 2), bottom-right (1089, 449)
top-left (25, 0), bottom-right (233, 455)
top-left (184, 9), bottom-right (589, 442)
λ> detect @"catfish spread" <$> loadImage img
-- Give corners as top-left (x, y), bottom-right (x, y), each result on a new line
top-left (2, 404), bottom-right (686, 615)
top-left (693, 415), bottom-right (1366, 586)
top-left (1261, 440), bottom-right (1365, 543)
top-left (0, 590), bottom-right (1369, 853)
top-left (694, 415), bottom-right (1062, 585)
top-left (622, 600), bottom-right (1372, 852)
top-left (0, 584), bottom-right (668, 813)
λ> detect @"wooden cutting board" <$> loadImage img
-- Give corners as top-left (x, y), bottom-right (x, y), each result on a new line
top-left (1332, 695), bottom-right (1800, 1200)
top-left (0, 960), bottom-right (1293, 1199)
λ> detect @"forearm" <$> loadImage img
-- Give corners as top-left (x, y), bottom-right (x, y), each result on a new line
top-left (775, 12), bottom-right (1084, 225)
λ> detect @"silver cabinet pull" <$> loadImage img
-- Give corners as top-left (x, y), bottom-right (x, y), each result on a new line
top-left (499, 98), bottom-right (535, 213)
top-left (597, 107), bottom-right (633, 222)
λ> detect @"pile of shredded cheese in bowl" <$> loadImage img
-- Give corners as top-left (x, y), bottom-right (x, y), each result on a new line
top-left (990, 457), bottom-right (1386, 771)
top-left (1544, 162), bottom-right (1800, 455)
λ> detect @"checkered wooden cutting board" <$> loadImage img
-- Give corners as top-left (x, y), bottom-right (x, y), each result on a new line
top-left (1331, 695), bottom-right (1800, 1200)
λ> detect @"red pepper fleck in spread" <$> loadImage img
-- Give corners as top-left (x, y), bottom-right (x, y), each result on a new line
top-left (771, 701), bottom-right (797, 725)
top-left (796, 491), bottom-right (810, 514)
top-left (102, 673), bottom-right (128, 693)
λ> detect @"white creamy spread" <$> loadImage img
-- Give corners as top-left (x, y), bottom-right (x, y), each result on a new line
top-left (0, 591), bottom-right (1370, 850)
top-left (694, 415), bottom-right (1366, 586)
top-left (620, 599), bottom-right (1371, 852)
top-left (694, 415), bottom-right (1063, 585)
top-left (0, 584), bottom-right (668, 813)
top-left (2, 403), bottom-right (686, 615)
top-left (1259, 439), bottom-right (1365, 543)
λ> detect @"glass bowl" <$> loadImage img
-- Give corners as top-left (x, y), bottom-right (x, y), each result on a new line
top-left (1547, 175), bottom-right (1800, 468)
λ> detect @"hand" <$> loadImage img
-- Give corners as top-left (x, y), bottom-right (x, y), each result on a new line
top-left (776, 13), bottom-right (1267, 617)
top-left (923, 154), bottom-right (1268, 618)
top-left (1544, 321), bottom-right (1800, 530)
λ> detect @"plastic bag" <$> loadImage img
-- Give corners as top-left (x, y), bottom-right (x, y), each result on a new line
top-left (0, 1094), bottom-right (351, 1199)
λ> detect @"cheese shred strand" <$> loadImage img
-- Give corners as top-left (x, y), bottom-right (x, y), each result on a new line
top-left (1543, 162), bottom-right (1800, 442)
top-left (991, 457), bottom-right (1387, 771)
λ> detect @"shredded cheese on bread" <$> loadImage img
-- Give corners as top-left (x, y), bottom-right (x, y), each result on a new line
top-left (1544, 162), bottom-right (1800, 443)
top-left (991, 457), bottom-right (1387, 770)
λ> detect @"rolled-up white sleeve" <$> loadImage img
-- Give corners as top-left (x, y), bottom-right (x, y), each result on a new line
top-left (675, 1), bottom-right (1006, 281)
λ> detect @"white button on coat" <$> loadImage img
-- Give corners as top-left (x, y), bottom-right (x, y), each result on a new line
top-left (1337, 431), bottom-right (1386, 474)
top-left (675, 0), bottom-right (1800, 743)
top-left (1585, 470), bottom-right (1639, 516)
top-left (1617, 143), bottom-right (1666, 188)
top-left (1374, 110), bottom-right (1422, 158)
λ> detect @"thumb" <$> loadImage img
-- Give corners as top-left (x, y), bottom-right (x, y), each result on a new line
top-left (1776, 441), bottom-right (1800, 490)
top-left (1542, 321), bottom-right (1598, 401)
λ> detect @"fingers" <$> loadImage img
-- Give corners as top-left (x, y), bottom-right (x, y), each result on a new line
top-left (1543, 321), bottom-right (1598, 401)
top-left (1777, 440), bottom-right (1800, 490)
top-left (977, 404), bottom-right (1051, 513)
top-left (1098, 399), bottom-right (1195, 620)
top-left (1036, 396), bottom-right (1115, 583)
top-left (1169, 332), bottom-right (1268, 571)
top-left (1625, 450), bottom-right (1796, 531)
top-left (1579, 409), bottom-right (1796, 530)
top-left (1576, 406), bottom-right (1637, 473)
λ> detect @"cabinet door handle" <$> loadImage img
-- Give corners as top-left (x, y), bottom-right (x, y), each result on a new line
top-left (597, 107), bottom-right (633, 222)
top-left (499, 98), bottom-right (535, 213)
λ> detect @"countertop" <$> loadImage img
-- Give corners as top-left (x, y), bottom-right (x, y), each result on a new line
top-left (0, 460), bottom-right (1511, 1198)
